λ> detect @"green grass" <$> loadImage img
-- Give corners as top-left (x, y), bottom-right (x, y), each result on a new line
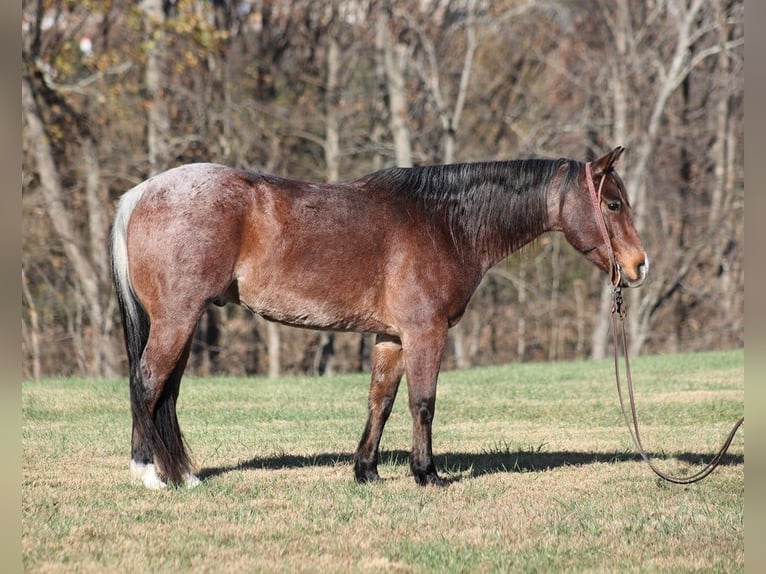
top-left (23, 349), bottom-right (744, 573)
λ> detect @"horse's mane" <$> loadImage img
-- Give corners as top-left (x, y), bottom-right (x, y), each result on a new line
top-left (363, 158), bottom-right (581, 258)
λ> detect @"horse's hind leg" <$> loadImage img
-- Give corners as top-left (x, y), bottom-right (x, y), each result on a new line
top-left (131, 315), bottom-right (200, 489)
top-left (354, 334), bottom-right (405, 482)
top-left (154, 336), bottom-right (201, 488)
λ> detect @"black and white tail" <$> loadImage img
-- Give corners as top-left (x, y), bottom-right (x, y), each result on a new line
top-left (111, 185), bottom-right (150, 392)
top-left (111, 184), bottom-right (196, 488)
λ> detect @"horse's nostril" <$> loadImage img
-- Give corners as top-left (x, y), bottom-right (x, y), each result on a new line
top-left (638, 258), bottom-right (649, 279)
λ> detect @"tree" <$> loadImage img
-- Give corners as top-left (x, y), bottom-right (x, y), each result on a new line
top-left (140, 0), bottom-right (171, 173)
top-left (21, 0), bottom-right (743, 379)
top-left (375, 5), bottom-right (413, 167)
top-left (580, 0), bottom-right (744, 358)
top-left (22, 0), bottom-right (122, 376)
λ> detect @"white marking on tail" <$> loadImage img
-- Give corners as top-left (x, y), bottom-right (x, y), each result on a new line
top-left (111, 182), bottom-right (150, 327)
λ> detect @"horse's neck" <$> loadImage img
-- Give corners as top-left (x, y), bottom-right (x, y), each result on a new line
top-left (475, 185), bottom-right (553, 273)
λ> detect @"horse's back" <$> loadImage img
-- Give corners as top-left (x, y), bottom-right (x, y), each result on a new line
top-left (130, 162), bottom-right (252, 205)
top-left (119, 162), bottom-right (474, 335)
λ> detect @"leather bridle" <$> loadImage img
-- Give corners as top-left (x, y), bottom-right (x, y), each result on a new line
top-left (584, 161), bottom-right (744, 484)
top-left (584, 162), bottom-right (621, 287)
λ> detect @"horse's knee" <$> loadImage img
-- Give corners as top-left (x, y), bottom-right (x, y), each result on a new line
top-left (416, 404), bottom-right (434, 425)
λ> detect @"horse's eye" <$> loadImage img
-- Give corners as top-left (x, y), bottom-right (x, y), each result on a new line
top-left (607, 201), bottom-right (621, 212)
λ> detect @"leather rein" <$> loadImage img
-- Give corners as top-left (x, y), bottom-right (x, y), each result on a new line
top-left (584, 162), bottom-right (744, 484)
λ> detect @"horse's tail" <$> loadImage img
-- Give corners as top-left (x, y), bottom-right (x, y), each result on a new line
top-left (111, 185), bottom-right (150, 389)
top-left (111, 184), bottom-right (186, 482)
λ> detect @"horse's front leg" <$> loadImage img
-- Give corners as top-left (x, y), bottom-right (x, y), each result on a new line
top-left (354, 334), bottom-right (405, 483)
top-left (403, 324), bottom-right (448, 486)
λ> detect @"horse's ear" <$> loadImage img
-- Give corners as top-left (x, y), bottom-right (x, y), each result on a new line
top-left (592, 146), bottom-right (624, 175)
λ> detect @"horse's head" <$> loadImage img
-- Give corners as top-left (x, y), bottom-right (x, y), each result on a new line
top-left (555, 147), bottom-right (648, 288)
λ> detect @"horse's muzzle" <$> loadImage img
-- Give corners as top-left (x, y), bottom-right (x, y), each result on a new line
top-left (619, 257), bottom-right (648, 288)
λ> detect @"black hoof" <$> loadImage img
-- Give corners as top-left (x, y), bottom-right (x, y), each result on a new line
top-left (413, 470), bottom-right (447, 487)
top-left (354, 461), bottom-right (381, 483)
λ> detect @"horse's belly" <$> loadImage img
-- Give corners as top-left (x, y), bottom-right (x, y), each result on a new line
top-left (236, 281), bottom-right (392, 334)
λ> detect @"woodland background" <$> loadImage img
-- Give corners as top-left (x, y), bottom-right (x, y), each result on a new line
top-left (21, 0), bottom-right (744, 380)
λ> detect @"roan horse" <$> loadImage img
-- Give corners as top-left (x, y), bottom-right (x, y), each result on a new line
top-left (111, 146), bottom-right (647, 489)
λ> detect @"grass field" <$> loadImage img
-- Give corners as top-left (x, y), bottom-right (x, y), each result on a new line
top-left (22, 349), bottom-right (744, 573)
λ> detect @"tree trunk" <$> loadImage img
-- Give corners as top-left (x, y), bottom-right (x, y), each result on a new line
top-left (590, 282), bottom-right (613, 361)
top-left (311, 33), bottom-right (342, 377)
top-left (413, 0), bottom-right (477, 367)
top-left (264, 138), bottom-right (283, 379)
top-left (21, 268), bottom-right (41, 381)
top-left (548, 235), bottom-right (562, 361)
top-left (517, 258), bottom-right (528, 360)
top-left (141, 0), bottom-right (171, 173)
top-left (267, 322), bottom-right (281, 380)
top-left (82, 135), bottom-right (120, 375)
top-left (710, 0), bottom-right (737, 321)
top-left (22, 75), bottom-right (116, 376)
top-left (591, 0), bottom-right (629, 361)
top-left (376, 10), bottom-right (413, 167)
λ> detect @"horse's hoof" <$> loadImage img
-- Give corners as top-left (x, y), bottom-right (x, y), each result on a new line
top-left (427, 474), bottom-right (447, 487)
top-left (183, 472), bottom-right (202, 488)
top-left (131, 461), bottom-right (168, 490)
top-left (413, 471), bottom-right (447, 487)
top-left (354, 467), bottom-right (382, 484)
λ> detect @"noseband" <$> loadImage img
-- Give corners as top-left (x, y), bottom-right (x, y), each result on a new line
top-left (584, 161), bottom-right (621, 286)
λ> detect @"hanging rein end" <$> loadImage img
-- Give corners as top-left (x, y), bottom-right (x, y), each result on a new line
top-left (606, 266), bottom-right (744, 485)
top-left (588, 156), bottom-right (742, 484)
top-left (610, 265), bottom-right (627, 319)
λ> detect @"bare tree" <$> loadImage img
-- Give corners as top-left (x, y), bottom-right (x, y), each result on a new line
top-left (586, 0), bottom-right (744, 357)
top-left (313, 28), bottom-right (342, 377)
top-left (394, 0), bottom-right (478, 367)
top-left (140, 0), bottom-right (171, 173)
top-left (22, 72), bottom-right (117, 376)
top-left (21, 0), bottom-right (743, 379)
top-left (21, 268), bottom-right (41, 381)
top-left (376, 6), bottom-right (413, 167)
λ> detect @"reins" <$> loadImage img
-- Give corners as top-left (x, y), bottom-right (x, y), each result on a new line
top-left (584, 162), bottom-right (744, 484)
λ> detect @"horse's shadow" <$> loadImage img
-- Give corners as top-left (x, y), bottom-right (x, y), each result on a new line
top-left (198, 449), bottom-right (744, 483)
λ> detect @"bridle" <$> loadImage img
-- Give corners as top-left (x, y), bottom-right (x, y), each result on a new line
top-left (584, 162), bottom-right (621, 287)
top-left (584, 161), bottom-right (744, 484)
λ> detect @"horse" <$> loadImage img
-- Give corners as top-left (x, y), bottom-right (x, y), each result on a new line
top-left (110, 146), bottom-right (647, 489)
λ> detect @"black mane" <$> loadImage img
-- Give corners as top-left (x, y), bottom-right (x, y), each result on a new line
top-left (364, 158), bottom-right (581, 259)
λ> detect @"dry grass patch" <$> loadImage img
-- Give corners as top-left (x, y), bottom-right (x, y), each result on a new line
top-left (23, 350), bottom-right (743, 572)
